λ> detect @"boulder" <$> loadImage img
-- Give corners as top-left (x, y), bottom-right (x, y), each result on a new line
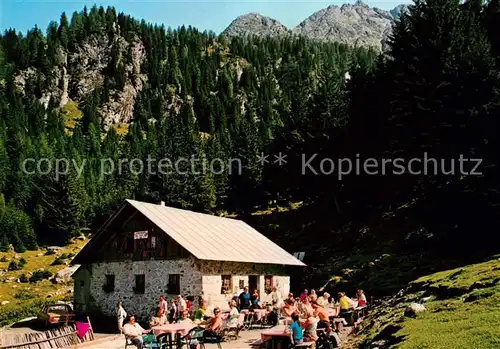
top-left (51, 265), bottom-right (80, 284)
top-left (404, 303), bottom-right (426, 317)
top-left (76, 235), bottom-right (87, 241)
top-left (14, 254), bottom-right (21, 259)
top-left (1, 300), bottom-right (10, 305)
top-left (5, 277), bottom-right (19, 283)
top-left (36, 253), bottom-right (44, 257)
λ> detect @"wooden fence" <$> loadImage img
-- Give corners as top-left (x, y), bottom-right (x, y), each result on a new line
top-left (0, 320), bottom-right (95, 349)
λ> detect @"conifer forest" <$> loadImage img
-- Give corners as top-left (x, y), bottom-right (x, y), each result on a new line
top-left (0, 0), bottom-right (499, 268)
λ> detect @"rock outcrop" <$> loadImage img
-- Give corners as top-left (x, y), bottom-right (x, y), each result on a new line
top-left (222, 13), bottom-right (289, 38)
top-left (13, 32), bottom-right (145, 131)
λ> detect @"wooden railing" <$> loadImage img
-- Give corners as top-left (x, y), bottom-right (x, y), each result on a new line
top-left (0, 319), bottom-right (95, 349)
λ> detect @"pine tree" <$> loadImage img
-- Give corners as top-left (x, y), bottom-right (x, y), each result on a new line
top-left (58, 12), bottom-right (70, 49)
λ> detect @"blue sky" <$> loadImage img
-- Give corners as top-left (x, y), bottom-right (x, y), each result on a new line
top-left (0, 0), bottom-right (412, 35)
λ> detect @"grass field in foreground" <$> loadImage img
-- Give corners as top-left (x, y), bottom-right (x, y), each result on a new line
top-left (354, 257), bottom-right (500, 349)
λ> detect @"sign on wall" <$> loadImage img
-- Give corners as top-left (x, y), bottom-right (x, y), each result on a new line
top-left (134, 230), bottom-right (148, 239)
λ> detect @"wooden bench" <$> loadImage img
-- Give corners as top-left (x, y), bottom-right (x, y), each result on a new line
top-left (294, 341), bottom-right (314, 348)
top-left (250, 338), bottom-right (267, 348)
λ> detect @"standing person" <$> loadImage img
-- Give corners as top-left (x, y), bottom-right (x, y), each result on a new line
top-left (169, 298), bottom-right (178, 322)
top-left (271, 286), bottom-right (283, 308)
top-left (123, 315), bottom-right (151, 349)
top-left (158, 295), bottom-right (168, 317)
top-left (117, 301), bottom-right (127, 333)
top-left (177, 295), bottom-right (187, 314)
top-left (185, 296), bottom-right (193, 313)
top-left (238, 286), bottom-right (251, 311)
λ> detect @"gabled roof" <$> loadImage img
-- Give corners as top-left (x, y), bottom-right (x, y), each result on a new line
top-left (73, 199), bottom-right (305, 267)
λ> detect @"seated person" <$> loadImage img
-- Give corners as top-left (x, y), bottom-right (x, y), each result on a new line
top-left (149, 307), bottom-right (168, 327)
top-left (177, 310), bottom-right (195, 325)
top-left (356, 289), bottom-right (367, 307)
top-left (298, 297), bottom-right (314, 319)
top-left (288, 313), bottom-right (303, 344)
top-left (205, 308), bottom-right (223, 335)
top-left (227, 300), bottom-right (240, 325)
top-left (302, 315), bottom-right (319, 346)
top-left (250, 289), bottom-right (261, 309)
top-left (316, 292), bottom-right (330, 307)
top-left (193, 300), bottom-right (207, 323)
top-left (123, 315), bottom-right (151, 349)
top-left (311, 302), bottom-right (331, 333)
top-left (281, 300), bottom-right (295, 319)
top-left (338, 292), bottom-right (356, 313)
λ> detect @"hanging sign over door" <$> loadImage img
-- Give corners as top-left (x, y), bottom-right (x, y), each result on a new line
top-left (134, 230), bottom-right (148, 239)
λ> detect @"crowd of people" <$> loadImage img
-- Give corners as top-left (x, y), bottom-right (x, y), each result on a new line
top-left (116, 287), bottom-right (368, 349)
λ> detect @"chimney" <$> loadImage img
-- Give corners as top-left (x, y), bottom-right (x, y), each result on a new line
top-left (160, 201), bottom-right (165, 206)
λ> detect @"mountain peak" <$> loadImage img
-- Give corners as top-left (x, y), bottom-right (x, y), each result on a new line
top-left (355, 0), bottom-right (369, 7)
top-left (293, 3), bottom-right (405, 50)
top-left (222, 12), bottom-right (288, 37)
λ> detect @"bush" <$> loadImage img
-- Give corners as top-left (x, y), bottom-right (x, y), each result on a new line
top-left (7, 261), bottom-right (21, 271)
top-left (29, 270), bottom-right (53, 283)
top-left (51, 257), bottom-right (65, 266)
top-left (19, 257), bottom-right (26, 266)
top-left (19, 274), bottom-right (29, 283)
top-left (14, 289), bottom-right (32, 300)
top-left (0, 256), bottom-right (7, 262)
top-left (44, 249), bottom-right (56, 256)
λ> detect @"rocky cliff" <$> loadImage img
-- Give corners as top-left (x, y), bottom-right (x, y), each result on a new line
top-left (14, 31), bottom-right (146, 132)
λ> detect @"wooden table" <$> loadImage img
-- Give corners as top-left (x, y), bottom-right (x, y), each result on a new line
top-left (152, 323), bottom-right (195, 349)
top-left (261, 325), bottom-right (292, 349)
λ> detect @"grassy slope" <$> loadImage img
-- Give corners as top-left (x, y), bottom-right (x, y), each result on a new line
top-left (0, 239), bottom-right (87, 326)
top-left (351, 256), bottom-right (500, 349)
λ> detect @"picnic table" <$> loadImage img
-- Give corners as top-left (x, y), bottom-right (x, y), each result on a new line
top-left (260, 325), bottom-right (292, 349)
top-left (152, 323), bottom-right (196, 349)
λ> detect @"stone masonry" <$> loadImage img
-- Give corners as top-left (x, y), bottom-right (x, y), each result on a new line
top-left (83, 257), bottom-right (290, 321)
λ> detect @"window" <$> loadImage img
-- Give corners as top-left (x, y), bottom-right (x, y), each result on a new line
top-left (239, 280), bottom-right (245, 290)
top-left (79, 280), bottom-right (84, 287)
top-left (134, 274), bottom-right (145, 294)
top-left (168, 274), bottom-right (180, 295)
top-left (104, 275), bottom-right (115, 292)
top-left (221, 275), bottom-right (232, 294)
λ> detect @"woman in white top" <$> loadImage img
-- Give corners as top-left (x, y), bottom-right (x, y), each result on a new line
top-left (117, 301), bottom-right (127, 333)
top-left (227, 300), bottom-right (240, 325)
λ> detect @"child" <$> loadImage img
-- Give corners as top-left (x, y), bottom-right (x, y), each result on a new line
top-left (288, 313), bottom-right (303, 344)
